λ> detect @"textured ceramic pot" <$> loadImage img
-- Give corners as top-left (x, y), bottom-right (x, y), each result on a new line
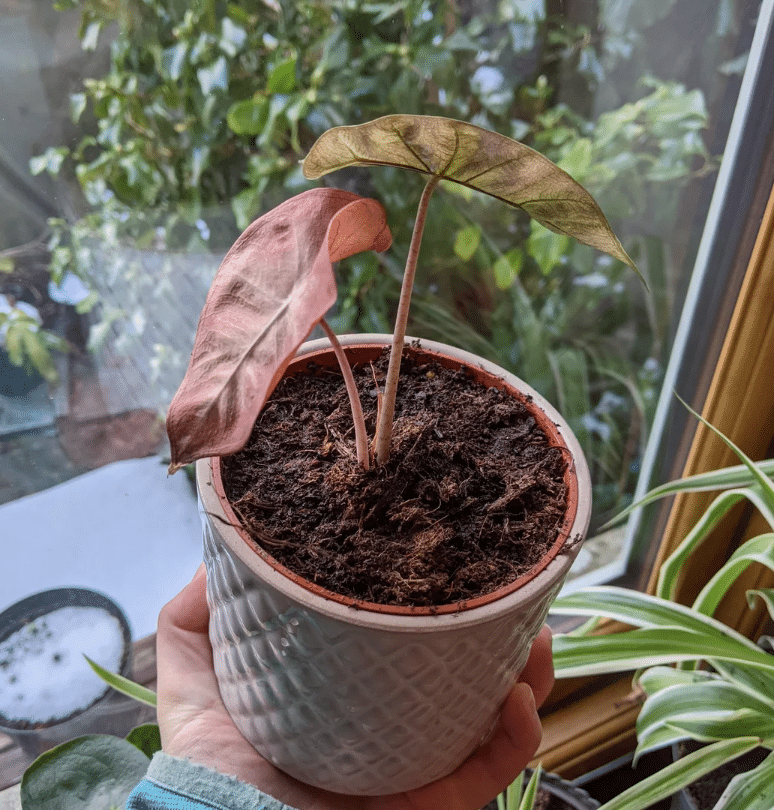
top-left (199, 334), bottom-right (591, 795)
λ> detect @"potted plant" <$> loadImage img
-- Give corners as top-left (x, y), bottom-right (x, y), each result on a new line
top-left (550, 409), bottom-right (774, 809)
top-left (165, 114), bottom-right (638, 795)
top-left (489, 765), bottom-right (600, 810)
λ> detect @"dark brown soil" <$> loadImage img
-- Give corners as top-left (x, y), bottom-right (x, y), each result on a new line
top-left (679, 741), bottom-right (768, 808)
top-left (221, 348), bottom-right (568, 608)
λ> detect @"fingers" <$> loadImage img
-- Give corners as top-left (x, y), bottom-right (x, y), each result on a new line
top-left (155, 564), bottom-right (224, 737)
top-left (518, 624), bottom-right (554, 709)
top-left (158, 563), bottom-right (209, 636)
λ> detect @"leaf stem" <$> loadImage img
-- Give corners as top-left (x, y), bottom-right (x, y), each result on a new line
top-left (320, 318), bottom-right (370, 469)
top-left (374, 175), bottom-right (440, 465)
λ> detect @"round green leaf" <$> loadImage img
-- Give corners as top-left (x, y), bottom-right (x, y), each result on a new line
top-left (126, 724), bottom-right (162, 758)
top-left (227, 97), bottom-right (269, 135)
top-left (453, 224), bottom-right (480, 260)
top-left (21, 735), bottom-right (150, 810)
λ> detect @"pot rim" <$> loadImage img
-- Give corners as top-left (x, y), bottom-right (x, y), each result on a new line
top-left (198, 334), bottom-right (591, 629)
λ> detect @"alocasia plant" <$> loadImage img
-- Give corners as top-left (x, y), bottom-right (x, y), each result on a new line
top-left (167, 114), bottom-right (636, 471)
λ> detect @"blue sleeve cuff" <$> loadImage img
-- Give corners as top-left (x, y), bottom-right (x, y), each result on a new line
top-left (126, 752), bottom-right (299, 810)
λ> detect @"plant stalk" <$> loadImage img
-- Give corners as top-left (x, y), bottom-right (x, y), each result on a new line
top-left (320, 319), bottom-right (370, 470)
top-left (374, 175), bottom-right (440, 465)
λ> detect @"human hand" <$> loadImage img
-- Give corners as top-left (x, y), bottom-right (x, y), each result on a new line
top-left (156, 564), bottom-right (554, 810)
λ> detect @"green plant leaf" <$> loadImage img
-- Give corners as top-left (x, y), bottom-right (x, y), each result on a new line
top-left (126, 724), bottom-right (162, 758)
top-left (166, 189), bottom-right (392, 470)
top-left (656, 488), bottom-right (749, 600)
top-left (716, 751), bottom-right (774, 810)
top-left (676, 395), bottom-right (774, 517)
top-left (20, 735), bottom-right (150, 810)
top-left (712, 658), bottom-right (774, 710)
top-left (20, 328), bottom-right (58, 382)
top-left (635, 681), bottom-right (774, 753)
top-left (493, 250), bottom-right (522, 289)
top-left (518, 765), bottom-right (542, 810)
top-left (227, 97), bottom-right (269, 135)
top-left (666, 709), bottom-right (774, 744)
top-left (694, 533), bottom-right (774, 618)
top-left (551, 586), bottom-right (760, 647)
top-left (267, 56), bottom-right (297, 93)
top-left (594, 738), bottom-right (762, 810)
top-left (637, 665), bottom-right (718, 696)
top-left (85, 656), bottom-right (157, 707)
top-left (453, 224), bottom-right (480, 260)
top-left (748, 588), bottom-right (774, 619)
top-left (553, 626), bottom-right (774, 678)
top-left (603, 460), bottom-right (774, 528)
top-left (302, 114), bottom-right (639, 276)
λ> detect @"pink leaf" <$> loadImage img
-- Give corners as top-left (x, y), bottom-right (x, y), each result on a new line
top-left (166, 188), bottom-right (391, 471)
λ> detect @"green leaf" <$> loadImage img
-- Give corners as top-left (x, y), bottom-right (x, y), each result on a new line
top-left (21, 328), bottom-right (57, 381)
top-left (594, 738), bottom-right (762, 810)
top-left (0, 257), bottom-right (14, 274)
top-left (637, 666), bottom-right (717, 696)
top-left (716, 751), bottom-right (774, 810)
top-left (453, 224), bottom-right (480, 260)
top-left (666, 709), bottom-right (774, 744)
top-left (29, 147), bottom-right (67, 177)
top-left (3, 321), bottom-right (25, 367)
top-left (677, 396), bottom-right (774, 517)
top-left (694, 534), bottom-right (774, 618)
top-left (607, 460), bottom-right (774, 528)
top-left (70, 92), bottom-right (87, 124)
top-left (20, 735), bottom-right (150, 810)
top-left (518, 765), bottom-right (542, 810)
top-left (747, 589), bottom-right (774, 619)
top-left (493, 250), bottom-right (522, 290)
top-left (267, 56), bottom-right (297, 94)
top-left (302, 115), bottom-right (639, 276)
top-left (227, 97), bottom-right (269, 135)
top-left (85, 656), bottom-right (158, 707)
top-left (656, 489), bottom-right (749, 600)
top-left (553, 626), bottom-right (774, 678)
top-left (551, 586), bottom-right (760, 646)
top-left (126, 724), bottom-right (162, 758)
top-left (636, 680), bottom-right (774, 748)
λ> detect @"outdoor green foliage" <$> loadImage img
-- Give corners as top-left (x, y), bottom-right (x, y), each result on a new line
top-left (0, 295), bottom-right (67, 384)
top-left (550, 411), bottom-right (774, 810)
top-left (31, 0), bottom-right (738, 527)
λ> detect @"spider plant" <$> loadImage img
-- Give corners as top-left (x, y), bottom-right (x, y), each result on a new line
top-left (550, 407), bottom-right (774, 810)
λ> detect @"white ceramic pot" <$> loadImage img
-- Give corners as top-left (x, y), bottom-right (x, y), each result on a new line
top-left (198, 335), bottom-right (591, 795)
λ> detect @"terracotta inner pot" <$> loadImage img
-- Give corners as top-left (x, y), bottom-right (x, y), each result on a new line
top-left (209, 340), bottom-right (582, 617)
